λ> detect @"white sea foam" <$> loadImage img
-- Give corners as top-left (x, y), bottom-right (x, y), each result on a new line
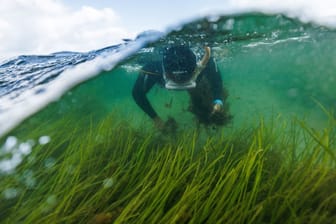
top-left (244, 35), bottom-right (310, 48)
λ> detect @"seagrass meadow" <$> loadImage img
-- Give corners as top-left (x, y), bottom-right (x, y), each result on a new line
top-left (0, 102), bottom-right (336, 223)
top-left (1, 13), bottom-right (336, 224)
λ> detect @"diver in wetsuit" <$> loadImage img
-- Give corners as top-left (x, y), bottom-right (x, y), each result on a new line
top-left (132, 45), bottom-right (231, 129)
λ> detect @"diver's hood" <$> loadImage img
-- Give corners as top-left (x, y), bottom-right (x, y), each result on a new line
top-left (163, 46), bottom-right (211, 90)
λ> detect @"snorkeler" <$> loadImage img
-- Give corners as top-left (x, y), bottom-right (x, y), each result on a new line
top-left (132, 45), bottom-right (232, 129)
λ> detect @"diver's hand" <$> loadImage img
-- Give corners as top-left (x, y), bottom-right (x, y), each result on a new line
top-left (212, 99), bottom-right (223, 114)
top-left (153, 116), bottom-right (178, 134)
top-left (153, 116), bottom-right (165, 130)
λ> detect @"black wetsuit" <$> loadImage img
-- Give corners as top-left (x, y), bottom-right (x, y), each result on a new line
top-left (132, 57), bottom-right (223, 119)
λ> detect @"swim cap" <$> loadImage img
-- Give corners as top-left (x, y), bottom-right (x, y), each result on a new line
top-left (162, 46), bottom-right (196, 84)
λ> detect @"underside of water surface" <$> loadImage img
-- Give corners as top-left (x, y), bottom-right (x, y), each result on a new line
top-left (1, 13), bottom-right (336, 223)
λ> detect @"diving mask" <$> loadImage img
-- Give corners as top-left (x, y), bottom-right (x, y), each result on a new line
top-left (163, 46), bottom-right (211, 90)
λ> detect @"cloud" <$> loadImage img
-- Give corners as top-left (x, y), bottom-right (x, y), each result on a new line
top-left (0, 0), bottom-right (133, 59)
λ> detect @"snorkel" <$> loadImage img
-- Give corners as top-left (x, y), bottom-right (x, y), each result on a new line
top-left (163, 46), bottom-right (211, 90)
top-left (194, 46), bottom-right (211, 79)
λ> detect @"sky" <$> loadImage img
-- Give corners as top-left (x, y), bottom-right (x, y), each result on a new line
top-left (1, 0), bottom-right (336, 61)
top-left (0, 0), bottom-right (224, 60)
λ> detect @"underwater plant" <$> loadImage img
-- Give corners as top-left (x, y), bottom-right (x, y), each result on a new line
top-left (0, 105), bottom-right (335, 224)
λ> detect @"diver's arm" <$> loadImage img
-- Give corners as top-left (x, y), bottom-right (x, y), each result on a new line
top-left (205, 58), bottom-right (224, 113)
top-left (132, 73), bottom-right (159, 119)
